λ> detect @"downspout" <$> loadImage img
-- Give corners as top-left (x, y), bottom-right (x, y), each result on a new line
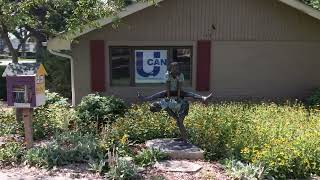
top-left (48, 49), bottom-right (76, 106)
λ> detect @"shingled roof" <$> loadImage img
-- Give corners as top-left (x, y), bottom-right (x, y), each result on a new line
top-left (2, 63), bottom-right (46, 77)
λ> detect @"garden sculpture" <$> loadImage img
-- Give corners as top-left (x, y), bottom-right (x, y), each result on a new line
top-left (138, 62), bottom-right (212, 141)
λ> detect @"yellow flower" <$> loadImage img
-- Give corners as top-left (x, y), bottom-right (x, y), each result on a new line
top-left (120, 134), bottom-right (129, 145)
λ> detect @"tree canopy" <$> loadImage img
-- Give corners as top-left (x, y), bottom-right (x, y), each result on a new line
top-left (301, 0), bottom-right (320, 10)
top-left (0, 0), bottom-right (152, 62)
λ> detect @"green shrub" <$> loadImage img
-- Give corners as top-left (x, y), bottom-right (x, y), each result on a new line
top-left (112, 102), bottom-right (320, 179)
top-left (0, 108), bottom-right (22, 136)
top-left (33, 104), bottom-right (71, 140)
top-left (43, 51), bottom-right (71, 99)
top-left (76, 94), bottom-right (126, 132)
top-left (0, 142), bottom-right (24, 166)
top-left (307, 88), bottom-right (320, 109)
top-left (24, 131), bottom-right (101, 168)
top-left (45, 90), bottom-right (69, 106)
top-left (112, 104), bottom-right (178, 142)
top-left (134, 148), bottom-right (168, 167)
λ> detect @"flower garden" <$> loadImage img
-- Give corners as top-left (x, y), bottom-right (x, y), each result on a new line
top-left (1, 91), bottom-right (320, 179)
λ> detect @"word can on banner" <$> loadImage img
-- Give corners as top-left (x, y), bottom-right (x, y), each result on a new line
top-left (135, 50), bottom-right (167, 84)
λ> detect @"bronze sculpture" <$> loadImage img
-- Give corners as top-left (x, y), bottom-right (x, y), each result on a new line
top-left (138, 62), bottom-right (212, 141)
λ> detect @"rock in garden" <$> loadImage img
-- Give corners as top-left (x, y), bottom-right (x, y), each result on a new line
top-left (154, 160), bottom-right (202, 172)
top-left (146, 138), bottom-right (204, 160)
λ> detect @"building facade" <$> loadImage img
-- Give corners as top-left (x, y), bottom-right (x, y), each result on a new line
top-left (49, 0), bottom-right (320, 104)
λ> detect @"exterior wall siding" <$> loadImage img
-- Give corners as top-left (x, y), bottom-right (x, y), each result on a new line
top-left (83, 0), bottom-right (320, 41)
top-left (72, 0), bottom-right (320, 103)
top-left (212, 41), bottom-right (320, 99)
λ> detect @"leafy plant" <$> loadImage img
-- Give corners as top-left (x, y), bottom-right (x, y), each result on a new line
top-left (112, 104), bottom-right (178, 143)
top-left (88, 152), bottom-right (108, 175)
top-left (134, 148), bottom-right (167, 167)
top-left (0, 142), bottom-right (24, 166)
top-left (222, 158), bottom-right (267, 180)
top-left (307, 88), bottom-right (320, 109)
top-left (107, 151), bottom-right (137, 180)
top-left (45, 90), bottom-right (69, 106)
top-left (76, 94), bottom-right (126, 132)
top-left (24, 131), bottom-right (102, 168)
top-left (0, 108), bottom-right (22, 136)
top-left (33, 104), bottom-right (71, 140)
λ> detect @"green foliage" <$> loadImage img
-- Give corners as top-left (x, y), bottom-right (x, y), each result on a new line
top-left (307, 88), bottom-right (320, 108)
top-left (45, 90), bottom-right (69, 106)
top-left (301, 0), bottom-right (320, 10)
top-left (33, 104), bottom-right (71, 140)
top-left (107, 158), bottom-right (138, 180)
top-left (134, 148), bottom-right (168, 167)
top-left (112, 102), bottom-right (320, 179)
top-left (222, 158), bottom-right (267, 180)
top-left (76, 94), bottom-right (126, 132)
top-left (113, 104), bottom-right (178, 142)
top-left (43, 52), bottom-right (71, 99)
top-left (0, 108), bottom-right (22, 136)
top-left (24, 131), bottom-right (101, 168)
top-left (88, 153), bottom-right (108, 175)
top-left (0, 142), bottom-right (24, 166)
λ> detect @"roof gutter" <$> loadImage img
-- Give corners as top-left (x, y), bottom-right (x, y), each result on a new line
top-left (48, 49), bottom-right (76, 106)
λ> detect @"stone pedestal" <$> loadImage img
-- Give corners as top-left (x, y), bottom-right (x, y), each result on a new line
top-left (146, 138), bottom-right (204, 160)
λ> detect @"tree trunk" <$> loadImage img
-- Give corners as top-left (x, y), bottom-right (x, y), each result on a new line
top-left (0, 29), bottom-right (18, 63)
top-left (35, 39), bottom-right (44, 62)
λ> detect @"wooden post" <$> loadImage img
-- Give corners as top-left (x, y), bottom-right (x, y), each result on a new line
top-left (22, 108), bottom-right (33, 148)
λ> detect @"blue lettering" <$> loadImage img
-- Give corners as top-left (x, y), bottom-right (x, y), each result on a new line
top-left (154, 59), bottom-right (160, 66)
top-left (161, 59), bottom-right (167, 66)
top-left (147, 59), bottom-right (154, 65)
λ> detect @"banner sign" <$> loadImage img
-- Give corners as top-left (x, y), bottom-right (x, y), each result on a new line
top-left (135, 50), bottom-right (168, 83)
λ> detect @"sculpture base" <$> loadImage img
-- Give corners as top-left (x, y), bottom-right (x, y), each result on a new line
top-left (146, 138), bottom-right (204, 160)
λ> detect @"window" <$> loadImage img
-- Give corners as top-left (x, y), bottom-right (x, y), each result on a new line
top-left (111, 48), bottom-right (131, 86)
top-left (173, 48), bottom-right (192, 85)
top-left (110, 46), bottom-right (192, 86)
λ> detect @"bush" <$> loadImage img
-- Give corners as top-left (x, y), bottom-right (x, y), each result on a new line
top-left (76, 94), bottom-right (126, 132)
top-left (0, 142), bottom-right (24, 166)
top-left (112, 104), bottom-right (178, 143)
top-left (0, 108), bottom-right (22, 136)
top-left (112, 102), bottom-right (320, 179)
top-left (33, 103), bottom-right (71, 140)
top-left (45, 90), bottom-right (69, 106)
top-left (24, 131), bottom-right (102, 168)
top-left (43, 50), bottom-right (71, 99)
top-left (307, 88), bottom-right (320, 109)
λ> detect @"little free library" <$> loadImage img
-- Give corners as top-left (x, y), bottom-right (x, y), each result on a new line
top-left (48, 0), bottom-right (320, 105)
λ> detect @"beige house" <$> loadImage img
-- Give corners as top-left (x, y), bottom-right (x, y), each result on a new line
top-left (48, 0), bottom-right (320, 105)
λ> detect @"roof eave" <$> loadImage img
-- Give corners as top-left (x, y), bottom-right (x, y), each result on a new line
top-left (47, 0), bottom-right (164, 51)
top-left (47, 0), bottom-right (320, 52)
